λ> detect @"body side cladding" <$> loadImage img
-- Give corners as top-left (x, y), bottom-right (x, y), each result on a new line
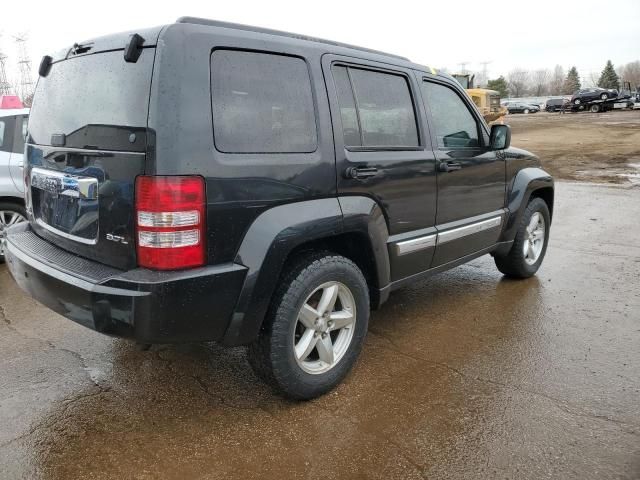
top-left (497, 167), bottom-right (554, 254)
top-left (338, 196), bottom-right (391, 306)
top-left (222, 196), bottom-right (391, 346)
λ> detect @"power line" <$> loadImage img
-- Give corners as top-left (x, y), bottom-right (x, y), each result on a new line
top-left (457, 62), bottom-right (469, 74)
top-left (0, 34), bottom-right (12, 96)
top-left (14, 33), bottom-right (34, 102)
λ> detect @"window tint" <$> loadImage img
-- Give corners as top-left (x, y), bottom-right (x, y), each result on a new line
top-left (28, 49), bottom-right (154, 150)
top-left (331, 65), bottom-right (419, 148)
top-left (349, 68), bottom-right (419, 147)
top-left (0, 120), bottom-right (5, 149)
top-left (211, 50), bottom-right (317, 154)
top-left (422, 82), bottom-right (480, 148)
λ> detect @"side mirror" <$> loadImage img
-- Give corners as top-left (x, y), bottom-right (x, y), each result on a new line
top-left (490, 124), bottom-right (511, 150)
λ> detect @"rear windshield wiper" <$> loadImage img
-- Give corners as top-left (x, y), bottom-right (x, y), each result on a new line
top-left (67, 42), bottom-right (94, 58)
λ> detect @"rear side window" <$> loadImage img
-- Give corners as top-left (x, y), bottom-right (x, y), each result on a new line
top-left (211, 50), bottom-right (317, 154)
top-left (422, 81), bottom-right (480, 148)
top-left (0, 117), bottom-right (13, 152)
top-left (13, 116), bottom-right (27, 154)
top-left (332, 65), bottom-right (419, 148)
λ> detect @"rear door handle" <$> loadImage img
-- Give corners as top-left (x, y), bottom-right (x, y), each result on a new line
top-left (344, 166), bottom-right (379, 179)
top-left (438, 161), bottom-right (463, 173)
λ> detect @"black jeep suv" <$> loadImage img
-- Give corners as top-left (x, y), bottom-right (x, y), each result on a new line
top-left (2, 18), bottom-right (554, 399)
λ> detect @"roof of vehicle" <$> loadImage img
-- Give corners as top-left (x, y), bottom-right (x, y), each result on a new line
top-left (177, 17), bottom-right (410, 62)
top-left (0, 108), bottom-right (29, 118)
top-left (44, 18), bottom-right (444, 83)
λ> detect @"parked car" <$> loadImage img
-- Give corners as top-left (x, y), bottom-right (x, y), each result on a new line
top-left (571, 88), bottom-right (617, 104)
top-left (505, 102), bottom-right (540, 114)
top-left (2, 18), bottom-right (554, 399)
top-left (545, 98), bottom-right (567, 112)
top-left (0, 108), bottom-right (28, 263)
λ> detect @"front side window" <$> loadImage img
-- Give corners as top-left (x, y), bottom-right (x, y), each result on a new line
top-left (331, 65), bottom-right (419, 148)
top-left (0, 120), bottom-right (5, 149)
top-left (211, 50), bottom-right (317, 154)
top-left (422, 81), bottom-right (480, 149)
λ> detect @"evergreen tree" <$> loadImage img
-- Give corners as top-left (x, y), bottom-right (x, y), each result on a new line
top-left (597, 60), bottom-right (620, 90)
top-left (487, 76), bottom-right (509, 97)
top-left (563, 67), bottom-right (581, 95)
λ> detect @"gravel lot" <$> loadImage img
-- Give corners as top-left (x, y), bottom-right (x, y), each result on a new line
top-left (507, 109), bottom-right (640, 185)
top-left (1, 112), bottom-right (639, 479)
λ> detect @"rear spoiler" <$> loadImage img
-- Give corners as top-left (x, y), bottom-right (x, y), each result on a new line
top-left (39, 25), bottom-right (164, 76)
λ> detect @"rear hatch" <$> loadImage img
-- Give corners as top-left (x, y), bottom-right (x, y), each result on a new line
top-left (25, 30), bottom-right (160, 270)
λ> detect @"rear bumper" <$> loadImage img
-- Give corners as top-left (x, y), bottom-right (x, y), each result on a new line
top-left (3, 224), bottom-right (247, 343)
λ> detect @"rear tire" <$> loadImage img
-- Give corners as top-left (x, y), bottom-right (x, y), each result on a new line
top-left (524, 108), bottom-right (530, 114)
top-left (0, 202), bottom-right (27, 263)
top-left (494, 198), bottom-right (550, 279)
top-left (590, 104), bottom-right (600, 113)
top-left (247, 253), bottom-right (370, 400)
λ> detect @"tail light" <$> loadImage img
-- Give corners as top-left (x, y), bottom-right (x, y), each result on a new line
top-left (135, 176), bottom-right (206, 270)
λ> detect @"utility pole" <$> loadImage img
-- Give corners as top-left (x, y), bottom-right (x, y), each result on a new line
top-left (479, 61), bottom-right (492, 87)
top-left (457, 62), bottom-right (469, 74)
top-left (14, 34), bottom-right (34, 104)
top-left (0, 34), bottom-right (12, 96)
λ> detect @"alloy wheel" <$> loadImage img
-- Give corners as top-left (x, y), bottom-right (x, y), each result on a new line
top-left (0, 210), bottom-right (26, 257)
top-left (293, 281), bottom-right (356, 375)
top-left (523, 212), bottom-right (545, 265)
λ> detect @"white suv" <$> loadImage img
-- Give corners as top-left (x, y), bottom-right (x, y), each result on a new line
top-left (0, 108), bottom-right (29, 262)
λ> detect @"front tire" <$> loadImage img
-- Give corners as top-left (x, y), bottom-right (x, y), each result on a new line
top-left (248, 253), bottom-right (370, 400)
top-left (600, 93), bottom-right (608, 100)
top-left (494, 198), bottom-right (550, 278)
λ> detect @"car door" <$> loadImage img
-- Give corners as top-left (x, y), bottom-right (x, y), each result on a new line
top-left (420, 77), bottom-right (506, 267)
top-left (322, 56), bottom-right (438, 281)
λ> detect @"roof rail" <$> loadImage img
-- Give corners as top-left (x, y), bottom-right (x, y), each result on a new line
top-left (176, 17), bottom-right (410, 62)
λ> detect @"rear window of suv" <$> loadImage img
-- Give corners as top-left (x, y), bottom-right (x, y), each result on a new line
top-left (210, 50), bottom-right (318, 154)
top-left (28, 49), bottom-right (154, 150)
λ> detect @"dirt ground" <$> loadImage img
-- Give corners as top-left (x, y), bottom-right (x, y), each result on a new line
top-left (506, 109), bottom-right (640, 185)
top-left (1, 182), bottom-right (639, 480)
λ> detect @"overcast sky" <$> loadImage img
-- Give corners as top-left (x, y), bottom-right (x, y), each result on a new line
top-left (1, 0), bottom-right (639, 89)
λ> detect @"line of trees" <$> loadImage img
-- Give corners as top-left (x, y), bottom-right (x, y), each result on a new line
top-left (484, 60), bottom-right (640, 98)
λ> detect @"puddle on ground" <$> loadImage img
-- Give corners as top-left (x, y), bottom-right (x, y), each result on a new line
top-left (576, 158), bottom-right (640, 185)
top-left (619, 163), bottom-right (640, 184)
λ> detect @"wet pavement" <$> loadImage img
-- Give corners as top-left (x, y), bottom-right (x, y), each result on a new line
top-left (1, 182), bottom-right (639, 480)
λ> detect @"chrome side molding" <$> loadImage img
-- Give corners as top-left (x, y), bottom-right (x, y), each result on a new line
top-left (395, 234), bottom-right (436, 256)
top-left (393, 215), bottom-right (503, 255)
top-left (437, 216), bottom-right (502, 245)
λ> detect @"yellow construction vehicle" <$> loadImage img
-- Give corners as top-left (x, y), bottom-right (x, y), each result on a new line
top-left (452, 74), bottom-right (507, 124)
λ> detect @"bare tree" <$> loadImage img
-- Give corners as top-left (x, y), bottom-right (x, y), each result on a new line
top-left (531, 69), bottom-right (550, 96)
top-left (586, 71), bottom-right (600, 88)
top-left (618, 61), bottom-right (640, 87)
top-left (507, 69), bottom-right (531, 97)
top-left (549, 65), bottom-right (565, 95)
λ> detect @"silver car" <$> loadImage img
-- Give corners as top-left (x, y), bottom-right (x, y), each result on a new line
top-left (0, 108), bottom-right (28, 262)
